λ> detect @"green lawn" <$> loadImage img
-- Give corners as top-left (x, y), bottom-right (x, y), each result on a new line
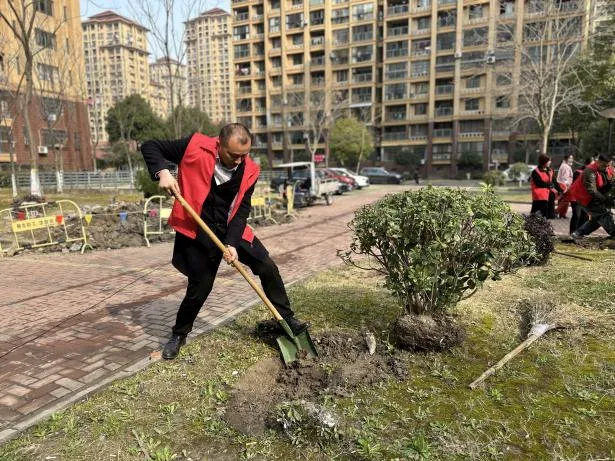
top-left (1, 247), bottom-right (614, 460)
top-left (0, 188), bottom-right (143, 210)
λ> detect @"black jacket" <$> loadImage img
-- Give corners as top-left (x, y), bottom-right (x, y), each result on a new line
top-left (141, 135), bottom-right (268, 279)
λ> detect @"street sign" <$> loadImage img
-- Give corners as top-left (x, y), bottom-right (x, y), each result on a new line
top-left (314, 154), bottom-right (325, 163)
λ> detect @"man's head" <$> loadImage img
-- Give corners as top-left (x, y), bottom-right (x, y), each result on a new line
top-left (218, 123), bottom-right (252, 168)
top-left (595, 154), bottom-right (612, 171)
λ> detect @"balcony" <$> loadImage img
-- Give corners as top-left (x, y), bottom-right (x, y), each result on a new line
top-left (353, 53), bottom-right (373, 63)
top-left (409, 134), bottom-right (428, 141)
top-left (252, 14), bottom-right (264, 20)
top-left (332, 15), bottom-right (349, 24)
top-left (234, 12), bottom-right (249, 21)
top-left (461, 86), bottom-right (483, 94)
top-left (310, 57), bottom-right (325, 66)
top-left (234, 50), bottom-right (250, 59)
top-left (333, 38), bottom-right (350, 46)
top-left (435, 107), bottom-right (453, 117)
top-left (331, 57), bottom-right (350, 65)
top-left (233, 34), bottom-right (250, 41)
top-left (311, 36), bottom-right (325, 46)
top-left (236, 105), bottom-right (253, 113)
top-left (411, 28), bottom-right (431, 36)
top-left (432, 152), bottom-right (451, 161)
top-left (410, 48), bottom-right (430, 57)
top-left (352, 73), bottom-right (373, 83)
top-left (353, 32), bottom-right (373, 42)
top-left (310, 0), bottom-right (325, 5)
top-left (385, 70), bottom-right (408, 80)
top-left (437, 20), bottom-right (456, 29)
top-left (385, 91), bottom-right (407, 100)
top-left (352, 94), bottom-right (372, 104)
top-left (435, 84), bottom-right (453, 95)
top-left (438, 0), bottom-right (456, 5)
top-left (289, 3), bottom-right (304, 10)
top-left (410, 92), bottom-right (429, 99)
top-left (459, 131), bottom-right (483, 137)
top-left (383, 131), bottom-right (408, 140)
top-left (388, 26), bottom-right (409, 37)
top-left (410, 70), bottom-right (429, 78)
top-left (311, 77), bottom-right (326, 86)
top-left (465, 15), bottom-right (488, 25)
top-left (237, 86), bottom-right (252, 94)
top-left (387, 5), bottom-right (409, 16)
top-left (386, 48), bottom-right (409, 58)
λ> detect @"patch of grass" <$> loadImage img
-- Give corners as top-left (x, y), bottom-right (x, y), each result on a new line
top-left (1, 252), bottom-right (614, 460)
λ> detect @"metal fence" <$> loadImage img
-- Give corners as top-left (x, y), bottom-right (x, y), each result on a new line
top-left (13, 169), bottom-right (284, 191)
top-left (16, 171), bottom-right (136, 190)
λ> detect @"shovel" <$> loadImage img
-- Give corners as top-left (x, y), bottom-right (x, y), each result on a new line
top-left (173, 191), bottom-right (317, 365)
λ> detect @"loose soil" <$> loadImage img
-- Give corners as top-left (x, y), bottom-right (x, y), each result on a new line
top-left (392, 314), bottom-right (466, 352)
top-left (223, 327), bottom-right (407, 436)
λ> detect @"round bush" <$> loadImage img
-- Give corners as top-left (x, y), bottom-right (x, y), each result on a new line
top-left (482, 170), bottom-right (506, 186)
top-left (340, 186), bottom-right (536, 316)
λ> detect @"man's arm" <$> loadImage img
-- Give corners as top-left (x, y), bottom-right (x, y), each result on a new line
top-left (141, 135), bottom-right (193, 180)
top-left (225, 182), bottom-right (257, 248)
top-left (582, 168), bottom-right (606, 202)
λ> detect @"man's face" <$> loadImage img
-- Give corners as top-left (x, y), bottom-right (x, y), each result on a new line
top-left (219, 136), bottom-right (251, 169)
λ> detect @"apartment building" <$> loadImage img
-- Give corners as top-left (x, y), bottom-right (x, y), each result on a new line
top-left (185, 9), bottom-right (235, 123)
top-left (82, 11), bottom-right (152, 144)
top-left (232, 0), bottom-right (590, 176)
top-left (0, 0), bottom-right (92, 171)
top-left (150, 57), bottom-right (187, 118)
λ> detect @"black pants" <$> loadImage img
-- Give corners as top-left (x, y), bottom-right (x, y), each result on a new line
top-left (172, 248), bottom-right (294, 336)
top-left (575, 204), bottom-right (615, 237)
top-left (569, 202), bottom-right (589, 234)
top-left (531, 200), bottom-right (549, 217)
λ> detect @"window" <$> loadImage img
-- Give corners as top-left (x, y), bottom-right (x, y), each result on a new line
top-left (35, 28), bottom-right (56, 49)
top-left (469, 5), bottom-right (483, 19)
top-left (332, 8), bottom-right (349, 24)
top-left (310, 10), bottom-right (325, 25)
top-left (74, 132), bottom-right (81, 150)
top-left (0, 90), bottom-right (8, 116)
top-left (286, 13), bottom-right (304, 29)
top-left (436, 32), bottom-right (455, 50)
top-left (465, 98), bottom-right (480, 111)
top-left (37, 63), bottom-right (58, 82)
top-left (0, 127), bottom-right (10, 153)
top-left (416, 16), bottom-right (430, 31)
top-left (460, 120), bottom-right (483, 134)
top-left (34, 0), bottom-right (53, 16)
top-left (291, 33), bottom-right (303, 45)
top-left (496, 95), bottom-right (510, 109)
top-left (496, 73), bottom-right (512, 86)
top-left (411, 60), bottom-right (429, 76)
top-left (41, 129), bottom-right (67, 147)
top-left (269, 17), bottom-right (280, 33)
top-left (414, 103), bottom-right (427, 115)
top-left (466, 76), bottom-right (481, 88)
top-left (463, 27), bottom-right (488, 47)
top-left (333, 29), bottom-right (349, 45)
top-left (352, 3), bottom-right (374, 21)
top-left (335, 69), bottom-right (348, 82)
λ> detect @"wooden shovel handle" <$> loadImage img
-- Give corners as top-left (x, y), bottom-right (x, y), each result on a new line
top-left (173, 191), bottom-right (283, 321)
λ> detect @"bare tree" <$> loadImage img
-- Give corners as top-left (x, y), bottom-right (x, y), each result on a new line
top-left (497, 0), bottom-right (600, 154)
top-left (0, 0), bottom-right (71, 196)
top-left (127, 0), bottom-right (206, 137)
top-left (0, 27), bottom-right (20, 197)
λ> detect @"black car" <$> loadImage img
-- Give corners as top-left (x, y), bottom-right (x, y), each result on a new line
top-left (359, 167), bottom-right (403, 184)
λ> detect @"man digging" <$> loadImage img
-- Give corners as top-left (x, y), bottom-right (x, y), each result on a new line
top-left (142, 123), bottom-right (310, 359)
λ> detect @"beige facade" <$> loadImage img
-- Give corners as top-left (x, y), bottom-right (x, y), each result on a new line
top-left (82, 11), bottom-right (151, 144)
top-left (185, 8), bottom-right (235, 123)
top-left (150, 57), bottom-right (187, 118)
top-left (0, 0), bottom-right (93, 170)
top-left (232, 0), bottom-right (591, 175)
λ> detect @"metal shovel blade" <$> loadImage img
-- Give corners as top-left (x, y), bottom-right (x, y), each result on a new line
top-left (276, 321), bottom-right (318, 365)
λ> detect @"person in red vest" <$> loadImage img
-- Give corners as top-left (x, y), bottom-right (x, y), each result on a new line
top-left (530, 154), bottom-right (560, 218)
top-left (569, 154), bottom-right (615, 240)
top-left (141, 123), bottom-right (310, 359)
top-left (568, 157), bottom-right (592, 234)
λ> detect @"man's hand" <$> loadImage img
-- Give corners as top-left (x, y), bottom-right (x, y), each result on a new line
top-left (223, 245), bottom-right (238, 264)
top-left (157, 169), bottom-right (181, 197)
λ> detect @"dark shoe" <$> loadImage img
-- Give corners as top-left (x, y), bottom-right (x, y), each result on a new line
top-left (285, 317), bottom-right (310, 335)
top-left (571, 232), bottom-right (586, 241)
top-left (162, 334), bottom-right (186, 360)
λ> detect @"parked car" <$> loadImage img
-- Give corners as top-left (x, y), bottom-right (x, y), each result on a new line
top-left (272, 162), bottom-right (340, 206)
top-left (502, 164), bottom-right (536, 183)
top-left (328, 167), bottom-right (370, 189)
top-left (317, 168), bottom-right (355, 194)
top-left (359, 167), bottom-right (403, 184)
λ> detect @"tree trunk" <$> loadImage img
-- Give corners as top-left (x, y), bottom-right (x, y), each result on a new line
top-left (8, 135), bottom-right (18, 198)
top-left (355, 127), bottom-right (366, 174)
top-left (127, 149), bottom-right (135, 189)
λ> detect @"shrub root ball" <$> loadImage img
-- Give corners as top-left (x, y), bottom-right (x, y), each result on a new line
top-left (392, 315), bottom-right (466, 351)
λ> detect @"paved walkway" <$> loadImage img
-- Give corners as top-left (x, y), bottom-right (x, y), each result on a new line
top-left (0, 185), bottom-right (409, 442)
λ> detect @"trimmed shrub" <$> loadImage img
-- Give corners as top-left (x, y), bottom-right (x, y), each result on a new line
top-left (339, 186), bottom-right (536, 316)
top-left (523, 213), bottom-right (554, 265)
top-left (482, 170), bottom-right (506, 186)
top-left (135, 169), bottom-right (164, 198)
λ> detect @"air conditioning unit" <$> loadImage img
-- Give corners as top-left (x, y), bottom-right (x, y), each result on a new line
top-left (454, 51), bottom-right (463, 58)
top-left (47, 113), bottom-right (57, 122)
top-left (38, 145), bottom-right (48, 154)
top-left (486, 56), bottom-right (496, 64)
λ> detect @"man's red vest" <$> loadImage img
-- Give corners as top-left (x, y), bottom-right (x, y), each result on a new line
top-left (530, 167), bottom-right (553, 201)
top-left (568, 163), bottom-right (610, 207)
top-left (168, 133), bottom-right (259, 243)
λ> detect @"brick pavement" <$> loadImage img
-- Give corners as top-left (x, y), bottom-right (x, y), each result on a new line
top-left (0, 185), bottom-right (406, 442)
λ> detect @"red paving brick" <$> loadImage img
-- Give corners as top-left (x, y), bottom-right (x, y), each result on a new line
top-left (0, 185), bottom-right (406, 438)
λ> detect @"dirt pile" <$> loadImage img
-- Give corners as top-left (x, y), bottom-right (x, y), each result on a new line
top-left (392, 314), bottom-right (466, 352)
top-left (222, 329), bottom-right (407, 436)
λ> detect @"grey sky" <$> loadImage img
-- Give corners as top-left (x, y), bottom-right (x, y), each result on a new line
top-left (79, 0), bottom-right (230, 61)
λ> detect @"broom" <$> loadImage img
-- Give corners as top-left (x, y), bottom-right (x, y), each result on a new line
top-left (469, 300), bottom-right (563, 389)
